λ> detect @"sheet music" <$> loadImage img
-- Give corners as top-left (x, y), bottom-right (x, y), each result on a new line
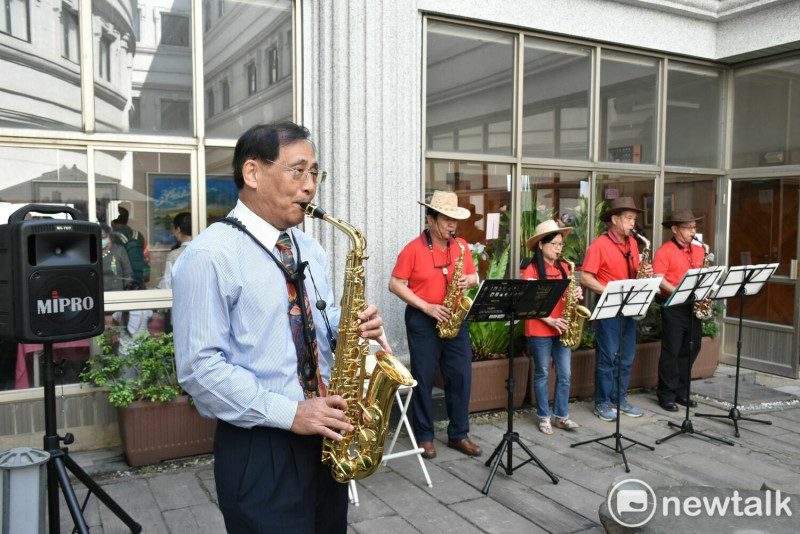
top-left (666, 265), bottom-right (726, 307)
top-left (589, 277), bottom-right (663, 321)
top-left (713, 263), bottom-right (778, 299)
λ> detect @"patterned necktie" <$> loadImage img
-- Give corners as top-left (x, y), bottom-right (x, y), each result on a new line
top-left (276, 232), bottom-right (325, 398)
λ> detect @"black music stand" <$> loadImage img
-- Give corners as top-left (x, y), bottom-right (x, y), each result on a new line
top-left (695, 263), bottom-right (779, 437)
top-left (570, 277), bottom-right (661, 472)
top-left (655, 266), bottom-right (734, 446)
top-left (469, 278), bottom-right (568, 495)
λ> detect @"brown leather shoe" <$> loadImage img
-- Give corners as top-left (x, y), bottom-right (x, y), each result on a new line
top-left (419, 440), bottom-right (436, 459)
top-left (447, 437), bottom-right (482, 457)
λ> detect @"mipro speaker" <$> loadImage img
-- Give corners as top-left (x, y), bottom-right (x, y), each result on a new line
top-left (0, 204), bottom-right (104, 343)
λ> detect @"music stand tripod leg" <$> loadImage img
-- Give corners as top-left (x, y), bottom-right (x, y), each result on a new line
top-left (571, 317), bottom-right (652, 473)
top-left (695, 291), bottom-right (771, 438)
top-left (481, 307), bottom-right (558, 495)
top-left (41, 343), bottom-right (142, 534)
top-left (656, 309), bottom-right (734, 447)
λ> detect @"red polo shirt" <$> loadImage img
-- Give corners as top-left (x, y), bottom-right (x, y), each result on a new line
top-left (581, 232), bottom-right (641, 285)
top-left (392, 232), bottom-right (477, 305)
top-left (521, 261), bottom-right (567, 337)
top-left (652, 239), bottom-right (705, 296)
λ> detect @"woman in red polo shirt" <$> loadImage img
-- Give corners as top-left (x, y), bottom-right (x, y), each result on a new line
top-left (522, 220), bottom-right (582, 434)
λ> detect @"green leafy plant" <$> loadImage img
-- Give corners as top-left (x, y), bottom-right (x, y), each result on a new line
top-left (466, 244), bottom-right (525, 361)
top-left (80, 329), bottom-right (182, 408)
top-left (701, 303), bottom-right (724, 338)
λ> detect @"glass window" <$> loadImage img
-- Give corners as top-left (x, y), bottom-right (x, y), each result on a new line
top-left (426, 21), bottom-right (515, 155)
top-left (662, 174), bottom-right (717, 248)
top-left (204, 1), bottom-right (293, 139)
top-left (61, 5), bottom-right (79, 63)
top-left (96, 150), bottom-right (191, 291)
top-left (426, 160), bottom-right (513, 280)
top-left (595, 174), bottom-right (655, 240)
top-left (160, 99), bottom-right (190, 131)
top-left (206, 88), bottom-right (215, 117)
top-left (161, 14), bottom-right (190, 47)
top-left (666, 62), bottom-right (724, 168)
top-left (521, 170), bottom-right (590, 265)
top-left (247, 61), bottom-right (257, 95)
top-left (0, 146), bottom-right (88, 216)
top-left (99, 34), bottom-right (112, 82)
top-left (732, 56), bottom-right (800, 168)
top-left (1, 0), bottom-right (29, 41)
top-left (206, 147), bottom-right (238, 229)
top-left (600, 51), bottom-right (659, 165)
top-left (94, 0), bottom-right (194, 135)
top-left (222, 79), bottom-right (230, 110)
top-left (727, 178), bottom-right (799, 325)
top-left (522, 38), bottom-right (591, 160)
top-left (268, 46), bottom-right (279, 84)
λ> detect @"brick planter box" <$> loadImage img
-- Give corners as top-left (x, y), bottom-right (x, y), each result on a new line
top-left (117, 396), bottom-right (216, 467)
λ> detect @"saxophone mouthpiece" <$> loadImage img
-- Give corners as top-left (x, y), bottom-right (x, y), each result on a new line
top-left (300, 202), bottom-right (327, 220)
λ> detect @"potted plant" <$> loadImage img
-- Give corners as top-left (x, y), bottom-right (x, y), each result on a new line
top-left (80, 329), bottom-right (216, 467)
top-left (464, 242), bottom-right (529, 412)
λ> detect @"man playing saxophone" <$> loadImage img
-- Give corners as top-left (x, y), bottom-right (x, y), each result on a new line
top-left (389, 190), bottom-right (481, 460)
top-left (652, 209), bottom-right (706, 412)
top-left (172, 122), bottom-right (387, 533)
top-left (581, 196), bottom-right (652, 422)
top-left (521, 220), bottom-right (583, 435)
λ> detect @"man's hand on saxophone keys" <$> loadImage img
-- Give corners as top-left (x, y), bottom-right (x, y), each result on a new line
top-left (456, 273), bottom-right (479, 290)
top-left (358, 304), bottom-right (385, 340)
top-left (291, 395), bottom-right (354, 440)
top-left (544, 317), bottom-right (569, 334)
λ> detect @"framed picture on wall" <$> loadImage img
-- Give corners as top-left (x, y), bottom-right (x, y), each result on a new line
top-left (642, 193), bottom-right (675, 227)
top-left (147, 173), bottom-right (237, 249)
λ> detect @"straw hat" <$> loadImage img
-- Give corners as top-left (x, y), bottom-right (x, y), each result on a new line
top-left (526, 219), bottom-right (572, 251)
top-left (599, 196), bottom-right (644, 223)
top-left (417, 191), bottom-right (471, 220)
top-left (661, 208), bottom-right (704, 228)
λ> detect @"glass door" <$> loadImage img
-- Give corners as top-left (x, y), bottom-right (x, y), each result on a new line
top-left (725, 177), bottom-right (799, 377)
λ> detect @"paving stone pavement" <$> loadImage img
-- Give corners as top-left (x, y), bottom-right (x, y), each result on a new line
top-left (51, 365), bottom-right (800, 533)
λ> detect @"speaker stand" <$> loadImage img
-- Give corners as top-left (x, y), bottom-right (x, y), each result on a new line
top-left (42, 343), bottom-right (141, 534)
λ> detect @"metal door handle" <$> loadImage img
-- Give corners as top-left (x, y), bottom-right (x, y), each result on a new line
top-left (791, 259), bottom-right (798, 280)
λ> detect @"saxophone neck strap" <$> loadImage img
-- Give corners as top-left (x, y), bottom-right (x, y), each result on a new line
top-left (604, 231), bottom-right (635, 279)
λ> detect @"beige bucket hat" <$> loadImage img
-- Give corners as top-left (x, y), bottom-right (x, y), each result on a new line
top-left (418, 190), bottom-right (471, 220)
top-left (526, 219), bottom-right (572, 251)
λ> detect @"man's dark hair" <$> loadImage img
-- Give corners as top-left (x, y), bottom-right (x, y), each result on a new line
top-left (112, 206), bottom-right (129, 225)
top-left (173, 212), bottom-right (192, 236)
top-left (232, 121), bottom-right (312, 189)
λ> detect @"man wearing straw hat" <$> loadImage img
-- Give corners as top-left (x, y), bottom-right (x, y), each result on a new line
top-left (652, 209), bottom-right (706, 412)
top-left (581, 196), bottom-right (652, 422)
top-left (389, 190), bottom-right (482, 459)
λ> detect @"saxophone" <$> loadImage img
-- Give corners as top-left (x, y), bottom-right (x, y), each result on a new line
top-left (302, 203), bottom-right (414, 483)
top-left (633, 228), bottom-right (652, 279)
top-left (560, 257), bottom-right (592, 350)
top-left (437, 231), bottom-right (473, 339)
top-left (693, 238), bottom-right (714, 319)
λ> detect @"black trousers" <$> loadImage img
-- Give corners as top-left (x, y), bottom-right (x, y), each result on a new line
top-left (657, 301), bottom-right (702, 403)
top-left (214, 421), bottom-right (348, 534)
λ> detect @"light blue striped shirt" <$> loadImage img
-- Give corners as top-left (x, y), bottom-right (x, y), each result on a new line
top-left (172, 200), bottom-right (340, 430)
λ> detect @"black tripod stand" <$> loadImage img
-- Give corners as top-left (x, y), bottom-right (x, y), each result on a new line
top-left (469, 279), bottom-right (566, 495)
top-left (42, 343), bottom-right (141, 534)
top-left (696, 264), bottom-right (778, 437)
top-left (571, 280), bottom-right (659, 472)
top-left (655, 266), bottom-right (733, 446)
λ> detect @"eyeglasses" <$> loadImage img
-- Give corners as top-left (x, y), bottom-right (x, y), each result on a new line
top-left (548, 241), bottom-right (565, 248)
top-left (679, 224), bottom-right (698, 230)
top-left (264, 159), bottom-right (327, 184)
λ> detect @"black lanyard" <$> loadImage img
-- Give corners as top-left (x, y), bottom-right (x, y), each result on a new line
top-left (425, 229), bottom-right (453, 286)
top-left (604, 232), bottom-right (635, 279)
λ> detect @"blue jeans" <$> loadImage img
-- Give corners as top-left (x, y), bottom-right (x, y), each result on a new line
top-left (528, 336), bottom-right (572, 420)
top-left (594, 317), bottom-right (638, 405)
